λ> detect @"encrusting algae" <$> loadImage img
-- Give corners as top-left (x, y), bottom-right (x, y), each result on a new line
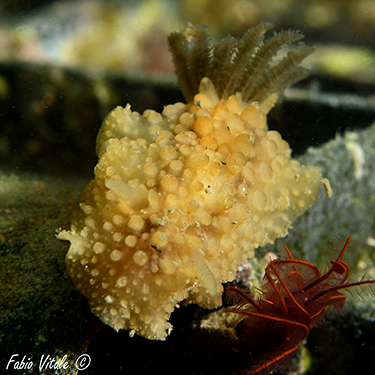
top-left (58, 23), bottom-right (322, 340)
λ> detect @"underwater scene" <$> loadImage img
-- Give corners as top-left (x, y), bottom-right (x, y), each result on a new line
top-left (1, 0), bottom-right (375, 374)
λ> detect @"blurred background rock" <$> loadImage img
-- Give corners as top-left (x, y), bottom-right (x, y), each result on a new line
top-left (1, 0), bottom-right (375, 77)
top-left (1, 0), bottom-right (375, 175)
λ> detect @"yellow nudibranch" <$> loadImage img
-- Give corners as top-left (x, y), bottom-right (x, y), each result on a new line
top-left (58, 23), bottom-right (322, 340)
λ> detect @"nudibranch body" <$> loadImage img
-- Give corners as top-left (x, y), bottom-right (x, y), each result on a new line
top-left (58, 23), bottom-right (322, 340)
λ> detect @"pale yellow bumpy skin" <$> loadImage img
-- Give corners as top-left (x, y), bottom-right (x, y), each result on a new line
top-left (58, 78), bottom-right (321, 340)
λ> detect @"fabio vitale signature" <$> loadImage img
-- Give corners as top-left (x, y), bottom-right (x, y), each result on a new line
top-left (6, 353), bottom-right (91, 371)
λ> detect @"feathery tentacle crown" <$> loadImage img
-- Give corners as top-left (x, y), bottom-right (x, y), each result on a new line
top-left (168, 22), bottom-right (313, 103)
